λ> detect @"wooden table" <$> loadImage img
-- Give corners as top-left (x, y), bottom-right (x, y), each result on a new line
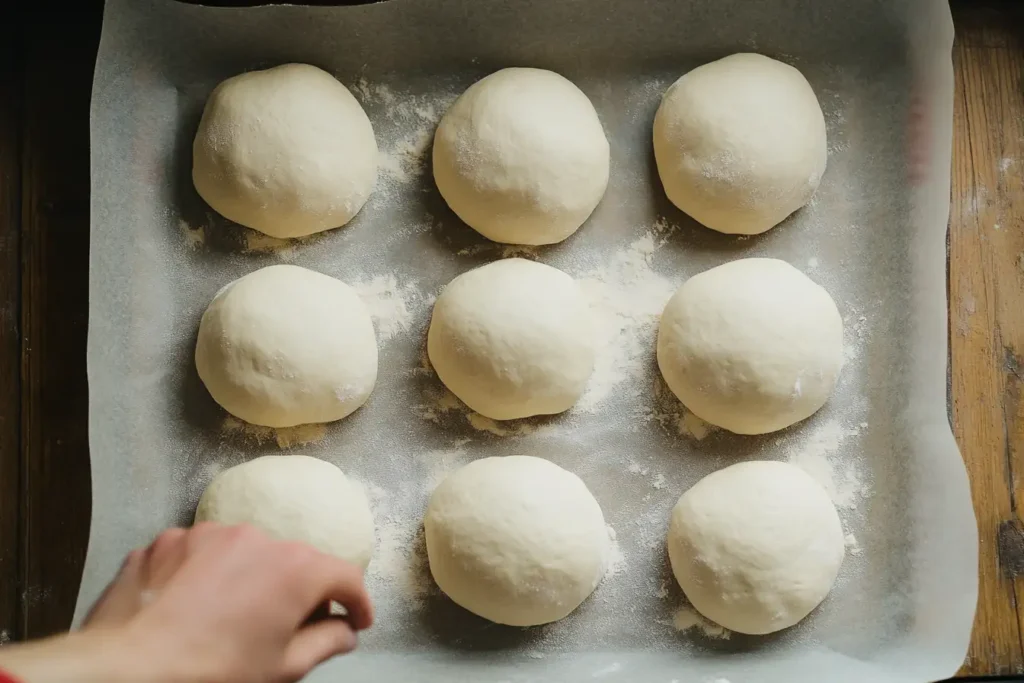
top-left (0, 1), bottom-right (1022, 677)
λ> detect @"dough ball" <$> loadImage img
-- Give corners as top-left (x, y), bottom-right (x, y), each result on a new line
top-left (433, 67), bottom-right (610, 245)
top-left (653, 53), bottom-right (826, 235)
top-left (195, 455), bottom-right (374, 569)
top-left (425, 455), bottom-right (608, 626)
top-left (667, 460), bottom-right (845, 635)
top-left (193, 63), bottom-right (378, 239)
top-left (657, 258), bottom-right (842, 435)
top-left (427, 258), bottom-right (595, 420)
top-left (195, 264), bottom-right (378, 428)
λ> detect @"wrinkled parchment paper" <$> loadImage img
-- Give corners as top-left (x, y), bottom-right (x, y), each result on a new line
top-left (81, 1), bottom-right (976, 681)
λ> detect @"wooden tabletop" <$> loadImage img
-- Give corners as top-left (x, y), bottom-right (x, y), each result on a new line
top-left (0, 1), bottom-right (1022, 677)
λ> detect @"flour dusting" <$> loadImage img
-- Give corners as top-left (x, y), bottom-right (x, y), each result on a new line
top-left (369, 517), bottom-right (432, 608)
top-left (662, 606), bottom-right (731, 640)
top-left (603, 525), bottom-right (627, 581)
top-left (572, 218), bottom-right (678, 413)
top-left (219, 416), bottom-right (326, 449)
top-left (241, 230), bottom-right (304, 260)
top-left (352, 274), bottom-right (425, 342)
top-left (645, 377), bottom-right (718, 440)
top-left (179, 218), bottom-right (206, 249)
top-left (845, 533), bottom-right (863, 556)
top-left (786, 419), bottom-right (869, 510)
top-left (364, 480), bottom-right (433, 608)
top-left (351, 78), bottom-right (455, 194)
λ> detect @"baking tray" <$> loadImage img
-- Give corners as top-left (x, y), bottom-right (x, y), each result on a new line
top-left (79, 0), bottom-right (976, 681)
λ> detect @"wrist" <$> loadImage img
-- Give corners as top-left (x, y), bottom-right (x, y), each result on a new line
top-left (0, 628), bottom-right (157, 683)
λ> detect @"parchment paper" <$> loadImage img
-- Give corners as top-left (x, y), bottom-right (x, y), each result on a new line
top-left (81, 0), bottom-right (977, 681)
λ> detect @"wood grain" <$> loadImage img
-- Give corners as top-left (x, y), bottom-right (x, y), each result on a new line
top-left (0, 1), bottom-right (1022, 677)
top-left (0, 5), bottom-right (23, 645)
top-left (950, 1), bottom-right (1024, 676)
top-left (17, 7), bottom-right (101, 639)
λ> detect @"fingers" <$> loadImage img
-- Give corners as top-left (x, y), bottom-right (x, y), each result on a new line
top-left (282, 619), bottom-right (357, 681)
top-left (304, 557), bottom-right (374, 631)
top-left (143, 528), bottom-right (189, 590)
top-left (83, 548), bottom-right (146, 626)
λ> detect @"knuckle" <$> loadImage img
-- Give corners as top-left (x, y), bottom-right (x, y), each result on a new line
top-left (151, 527), bottom-right (186, 551)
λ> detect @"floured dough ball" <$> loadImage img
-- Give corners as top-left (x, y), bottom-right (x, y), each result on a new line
top-left (657, 258), bottom-right (842, 435)
top-left (667, 460), bottom-right (845, 635)
top-left (653, 53), bottom-right (826, 235)
top-left (433, 67), bottom-right (610, 245)
top-left (193, 63), bottom-right (377, 239)
top-left (427, 258), bottom-right (595, 420)
top-left (425, 456), bottom-right (608, 626)
top-left (195, 264), bottom-right (377, 428)
top-left (195, 455), bottom-right (374, 569)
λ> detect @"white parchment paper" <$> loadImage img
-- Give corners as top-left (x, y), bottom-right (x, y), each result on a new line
top-left (81, 1), bottom-right (976, 681)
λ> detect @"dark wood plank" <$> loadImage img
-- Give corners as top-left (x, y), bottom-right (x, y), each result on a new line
top-left (18, 5), bottom-right (103, 638)
top-left (949, 0), bottom-right (1024, 676)
top-left (0, 5), bottom-right (24, 645)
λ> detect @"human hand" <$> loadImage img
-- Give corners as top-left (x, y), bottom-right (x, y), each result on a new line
top-left (1, 522), bottom-right (373, 683)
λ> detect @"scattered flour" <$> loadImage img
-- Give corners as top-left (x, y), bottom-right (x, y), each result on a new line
top-left (661, 605), bottom-right (731, 640)
top-left (845, 533), bottom-right (863, 556)
top-left (352, 274), bottom-right (424, 342)
top-left (679, 411), bottom-right (713, 440)
top-left (414, 385), bottom-right (565, 437)
top-left (466, 412), bottom-right (540, 437)
top-left (179, 218), bottom-right (205, 249)
top-left (413, 386), bottom-right (463, 423)
top-left (645, 377), bottom-right (717, 441)
top-left (242, 230), bottom-right (301, 258)
top-left (572, 218), bottom-right (678, 413)
top-left (363, 479), bottom-right (434, 608)
top-left (219, 416), bottom-right (326, 449)
top-left (627, 461), bottom-right (649, 476)
top-left (368, 515), bottom-right (432, 609)
top-left (422, 444), bottom-right (469, 493)
top-left (603, 526), bottom-right (627, 581)
top-left (351, 78), bottom-right (455, 193)
top-left (785, 418), bottom-right (869, 510)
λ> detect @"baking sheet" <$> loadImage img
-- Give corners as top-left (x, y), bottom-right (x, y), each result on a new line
top-left (80, 0), bottom-right (977, 681)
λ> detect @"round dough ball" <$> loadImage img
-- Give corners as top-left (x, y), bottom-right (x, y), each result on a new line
top-left (193, 63), bottom-right (378, 239)
top-left (653, 53), bottom-right (826, 235)
top-left (657, 258), bottom-right (842, 435)
top-left (195, 455), bottom-right (374, 569)
top-left (427, 258), bottom-right (595, 420)
top-left (433, 67), bottom-right (610, 245)
top-left (425, 455), bottom-right (608, 626)
top-left (195, 264), bottom-right (378, 428)
top-left (667, 460), bottom-right (845, 635)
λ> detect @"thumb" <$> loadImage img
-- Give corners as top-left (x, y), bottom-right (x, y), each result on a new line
top-left (282, 619), bottom-right (358, 681)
